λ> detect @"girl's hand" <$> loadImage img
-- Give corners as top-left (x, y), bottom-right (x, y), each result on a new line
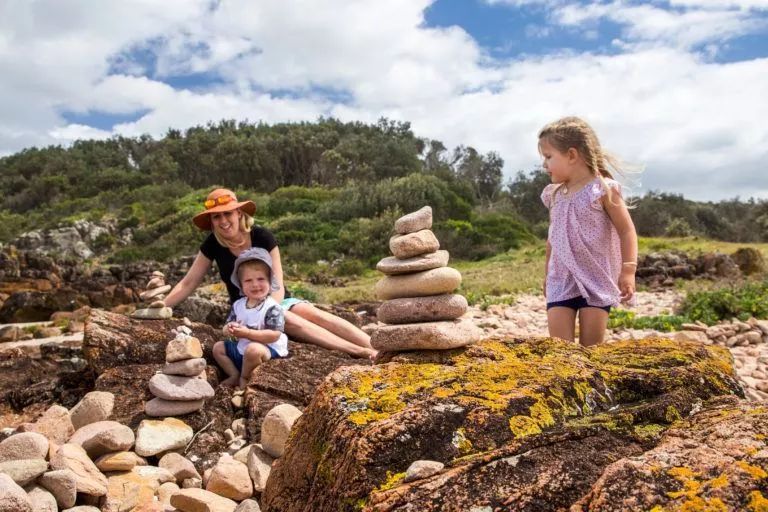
top-left (619, 270), bottom-right (636, 304)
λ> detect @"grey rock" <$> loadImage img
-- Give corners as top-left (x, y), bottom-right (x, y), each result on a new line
top-left (371, 319), bottom-right (484, 352)
top-left (378, 294), bottom-right (468, 324)
top-left (376, 250), bottom-right (449, 275)
top-left (394, 206), bottom-right (432, 234)
top-left (148, 374), bottom-right (214, 401)
top-left (389, 230), bottom-right (440, 259)
top-left (375, 267), bottom-right (462, 300)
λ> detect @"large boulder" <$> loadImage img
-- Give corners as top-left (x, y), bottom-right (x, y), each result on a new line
top-left (244, 341), bottom-right (370, 440)
top-left (261, 337), bottom-right (742, 512)
top-left (83, 309), bottom-right (221, 375)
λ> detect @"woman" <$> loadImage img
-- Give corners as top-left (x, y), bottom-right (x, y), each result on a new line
top-left (157, 187), bottom-right (377, 359)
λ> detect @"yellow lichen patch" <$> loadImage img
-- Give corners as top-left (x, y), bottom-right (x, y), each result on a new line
top-left (748, 490), bottom-right (768, 512)
top-left (376, 471), bottom-right (405, 492)
top-left (452, 428), bottom-right (473, 455)
top-left (678, 497), bottom-right (727, 512)
top-left (706, 473), bottom-right (728, 489)
top-left (665, 406), bottom-right (682, 423)
top-left (666, 467), bottom-right (701, 500)
top-left (736, 460), bottom-right (768, 480)
top-left (508, 415), bottom-right (542, 438)
top-left (649, 506), bottom-right (666, 512)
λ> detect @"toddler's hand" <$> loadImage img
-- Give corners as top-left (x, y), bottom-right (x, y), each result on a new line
top-left (619, 272), bottom-right (636, 304)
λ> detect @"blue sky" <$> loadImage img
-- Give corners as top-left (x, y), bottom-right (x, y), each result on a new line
top-left (2, 0), bottom-right (768, 200)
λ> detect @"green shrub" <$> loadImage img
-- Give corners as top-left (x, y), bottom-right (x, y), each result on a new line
top-left (608, 309), bottom-right (687, 332)
top-left (288, 282), bottom-right (319, 302)
top-left (435, 212), bottom-right (535, 260)
top-left (679, 281), bottom-right (768, 324)
top-left (264, 186), bottom-right (338, 218)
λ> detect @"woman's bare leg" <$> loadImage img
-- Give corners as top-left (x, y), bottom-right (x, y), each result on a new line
top-left (547, 307), bottom-right (577, 343)
top-left (284, 310), bottom-right (376, 359)
top-left (578, 308), bottom-right (609, 347)
top-left (290, 303), bottom-right (372, 348)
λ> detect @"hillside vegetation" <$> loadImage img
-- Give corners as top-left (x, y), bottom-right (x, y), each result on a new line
top-left (1, 118), bottom-right (767, 271)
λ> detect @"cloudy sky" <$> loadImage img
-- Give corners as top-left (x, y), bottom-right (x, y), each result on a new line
top-left (1, 0), bottom-right (767, 200)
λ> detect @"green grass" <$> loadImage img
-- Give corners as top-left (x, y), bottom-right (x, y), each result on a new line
top-left (293, 237), bottom-right (768, 305)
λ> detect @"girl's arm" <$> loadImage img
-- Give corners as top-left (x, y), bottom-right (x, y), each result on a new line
top-left (544, 239), bottom-right (551, 296)
top-left (603, 196), bottom-right (638, 302)
top-left (161, 252), bottom-right (212, 308)
top-left (269, 246), bottom-right (286, 302)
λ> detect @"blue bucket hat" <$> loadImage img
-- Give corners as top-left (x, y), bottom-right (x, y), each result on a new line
top-left (231, 247), bottom-right (280, 295)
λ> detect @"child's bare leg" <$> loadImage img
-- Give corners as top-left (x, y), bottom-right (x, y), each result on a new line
top-left (290, 303), bottom-right (372, 349)
top-left (578, 308), bottom-right (609, 347)
top-left (547, 307), bottom-right (577, 343)
top-left (213, 341), bottom-right (240, 387)
top-left (239, 343), bottom-right (271, 389)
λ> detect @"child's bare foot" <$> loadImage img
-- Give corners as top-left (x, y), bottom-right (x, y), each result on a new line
top-left (220, 376), bottom-right (239, 387)
top-left (238, 377), bottom-right (248, 390)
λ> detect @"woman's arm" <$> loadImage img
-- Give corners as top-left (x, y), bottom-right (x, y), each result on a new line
top-left (269, 246), bottom-right (286, 302)
top-left (162, 251), bottom-right (213, 308)
top-left (604, 196), bottom-right (638, 302)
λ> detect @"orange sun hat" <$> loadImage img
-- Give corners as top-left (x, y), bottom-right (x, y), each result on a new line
top-left (192, 188), bottom-right (256, 231)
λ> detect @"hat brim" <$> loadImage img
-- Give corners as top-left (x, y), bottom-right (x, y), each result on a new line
top-left (192, 200), bottom-right (256, 231)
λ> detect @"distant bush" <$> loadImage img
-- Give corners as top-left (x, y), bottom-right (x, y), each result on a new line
top-left (264, 186), bottom-right (339, 218)
top-left (435, 212), bottom-right (535, 260)
top-left (608, 310), bottom-right (686, 332)
top-left (679, 281), bottom-right (768, 324)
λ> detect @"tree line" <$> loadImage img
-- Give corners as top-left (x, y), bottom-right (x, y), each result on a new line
top-left (0, 118), bottom-right (765, 266)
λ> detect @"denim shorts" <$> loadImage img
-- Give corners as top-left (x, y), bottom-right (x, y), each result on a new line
top-left (224, 340), bottom-right (285, 372)
top-left (281, 297), bottom-right (309, 310)
top-left (546, 296), bottom-right (611, 313)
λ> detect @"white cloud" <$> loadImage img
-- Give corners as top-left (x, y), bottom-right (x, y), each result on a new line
top-left (0, 0), bottom-right (767, 200)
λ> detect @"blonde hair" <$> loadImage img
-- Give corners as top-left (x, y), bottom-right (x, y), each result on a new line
top-left (538, 116), bottom-right (635, 205)
top-left (213, 211), bottom-right (255, 249)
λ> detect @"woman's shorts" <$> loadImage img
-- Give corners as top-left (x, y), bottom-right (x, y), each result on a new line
top-left (224, 340), bottom-right (286, 372)
top-left (281, 297), bottom-right (309, 311)
top-left (546, 296), bottom-right (611, 313)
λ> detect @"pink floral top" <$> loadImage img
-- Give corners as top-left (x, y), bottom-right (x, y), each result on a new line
top-left (541, 178), bottom-right (623, 308)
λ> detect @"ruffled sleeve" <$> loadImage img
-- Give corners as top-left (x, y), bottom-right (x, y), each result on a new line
top-left (541, 184), bottom-right (558, 209)
top-left (589, 179), bottom-right (623, 211)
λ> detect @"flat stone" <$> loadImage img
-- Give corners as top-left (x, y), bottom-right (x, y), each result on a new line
top-left (376, 250), bottom-right (449, 275)
top-left (145, 397), bottom-right (205, 417)
top-left (371, 319), bottom-right (484, 352)
top-left (134, 418), bottom-right (193, 457)
top-left (394, 206), bottom-right (432, 234)
top-left (69, 391), bottom-right (115, 429)
top-left (261, 404), bottom-right (303, 458)
top-left (247, 444), bottom-right (274, 493)
top-left (17, 404), bottom-right (74, 444)
top-left (26, 485), bottom-right (57, 512)
top-left (102, 469), bottom-right (160, 512)
top-left (170, 488), bottom-right (237, 512)
top-left (94, 451), bottom-right (147, 472)
top-left (0, 458), bottom-right (48, 486)
top-left (0, 431), bottom-right (49, 462)
top-left (38, 469), bottom-right (77, 509)
top-left (131, 307), bottom-right (173, 320)
top-left (205, 454), bottom-right (253, 501)
top-left (0, 473), bottom-right (31, 512)
top-left (140, 285), bottom-right (171, 301)
top-left (375, 267), bottom-right (462, 300)
top-left (149, 374), bottom-right (214, 401)
top-left (49, 443), bottom-right (108, 496)
top-left (68, 420), bottom-right (135, 458)
top-left (166, 336), bottom-right (203, 362)
top-left (389, 230), bottom-right (440, 260)
top-left (378, 294), bottom-right (468, 324)
top-left (163, 357), bottom-right (207, 376)
top-left (404, 460), bottom-right (444, 482)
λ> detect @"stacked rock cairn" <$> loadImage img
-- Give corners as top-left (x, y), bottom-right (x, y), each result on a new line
top-left (371, 206), bottom-right (483, 353)
top-left (132, 270), bottom-right (173, 319)
top-left (145, 326), bottom-right (215, 417)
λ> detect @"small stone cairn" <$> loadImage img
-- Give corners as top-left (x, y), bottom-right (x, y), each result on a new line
top-left (371, 206), bottom-right (483, 352)
top-left (145, 326), bottom-right (215, 417)
top-left (132, 270), bottom-right (173, 319)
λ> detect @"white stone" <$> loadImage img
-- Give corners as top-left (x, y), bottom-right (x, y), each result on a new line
top-left (134, 418), bottom-right (193, 457)
top-left (260, 404), bottom-right (303, 458)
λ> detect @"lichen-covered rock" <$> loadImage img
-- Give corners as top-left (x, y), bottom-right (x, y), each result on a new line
top-left (261, 337), bottom-right (742, 512)
top-left (573, 396), bottom-right (768, 511)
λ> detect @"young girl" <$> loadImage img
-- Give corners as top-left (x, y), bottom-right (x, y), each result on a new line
top-left (539, 116), bottom-right (638, 346)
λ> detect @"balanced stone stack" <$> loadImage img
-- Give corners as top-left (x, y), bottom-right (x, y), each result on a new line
top-left (371, 206), bottom-right (483, 352)
top-left (145, 326), bottom-right (214, 417)
top-left (132, 270), bottom-right (173, 319)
